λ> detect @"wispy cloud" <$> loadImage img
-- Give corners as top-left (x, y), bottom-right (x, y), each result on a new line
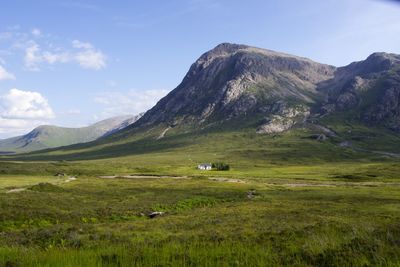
top-left (31, 28), bottom-right (42, 37)
top-left (112, 16), bottom-right (147, 29)
top-left (72, 40), bottom-right (93, 49)
top-left (56, 2), bottom-right (99, 11)
top-left (64, 108), bottom-right (81, 115)
top-left (0, 27), bottom-right (107, 71)
top-left (24, 39), bottom-right (106, 71)
top-left (0, 65), bottom-right (15, 80)
top-left (74, 43), bottom-right (106, 70)
top-left (93, 88), bottom-right (170, 119)
top-left (309, 0), bottom-right (400, 65)
top-left (113, 0), bottom-right (221, 29)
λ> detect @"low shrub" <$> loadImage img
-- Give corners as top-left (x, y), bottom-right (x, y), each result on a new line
top-left (212, 162), bottom-right (230, 171)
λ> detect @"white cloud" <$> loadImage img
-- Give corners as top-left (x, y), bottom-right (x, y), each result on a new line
top-left (0, 116), bottom-right (53, 139)
top-left (24, 42), bottom-right (41, 70)
top-left (0, 65), bottom-right (15, 80)
top-left (72, 40), bottom-right (93, 49)
top-left (0, 88), bottom-right (54, 119)
top-left (42, 50), bottom-right (70, 64)
top-left (25, 42), bottom-right (70, 70)
top-left (72, 40), bottom-right (106, 70)
top-left (24, 39), bottom-right (106, 71)
top-left (74, 49), bottom-right (106, 70)
top-left (94, 89), bottom-right (170, 118)
top-left (66, 108), bottom-right (81, 115)
top-left (31, 28), bottom-right (42, 37)
top-left (0, 89), bottom-right (55, 138)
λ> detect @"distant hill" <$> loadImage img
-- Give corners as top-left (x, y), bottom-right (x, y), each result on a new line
top-left (0, 114), bottom-right (142, 153)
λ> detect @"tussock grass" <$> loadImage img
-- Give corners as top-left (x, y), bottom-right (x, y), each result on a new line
top-left (0, 175), bottom-right (399, 266)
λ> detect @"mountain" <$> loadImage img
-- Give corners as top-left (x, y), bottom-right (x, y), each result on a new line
top-left (4, 43), bottom-right (400, 161)
top-left (318, 52), bottom-right (400, 131)
top-left (132, 43), bottom-right (400, 135)
top-left (136, 43), bottom-right (335, 129)
top-left (0, 114), bottom-right (142, 153)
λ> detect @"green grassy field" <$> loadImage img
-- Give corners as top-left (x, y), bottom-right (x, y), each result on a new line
top-left (1, 124), bottom-right (400, 266)
top-left (0, 173), bottom-right (400, 266)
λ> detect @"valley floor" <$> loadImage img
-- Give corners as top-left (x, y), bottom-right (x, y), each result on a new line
top-left (1, 163), bottom-right (400, 266)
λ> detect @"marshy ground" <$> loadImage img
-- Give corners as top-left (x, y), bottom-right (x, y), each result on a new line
top-left (1, 161), bottom-right (399, 266)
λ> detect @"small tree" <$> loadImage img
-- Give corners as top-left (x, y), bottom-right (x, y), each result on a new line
top-left (212, 162), bottom-right (230, 171)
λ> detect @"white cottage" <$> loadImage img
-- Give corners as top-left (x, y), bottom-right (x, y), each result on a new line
top-left (197, 163), bottom-right (212, 170)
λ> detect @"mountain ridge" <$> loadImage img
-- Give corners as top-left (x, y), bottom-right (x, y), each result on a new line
top-left (134, 43), bottom-right (336, 129)
top-left (2, 43), bottom-right (400, 160)
top-left (129, 43), bottom-right (400, 137)
top-left (0, 114), bottom-right (142, 153)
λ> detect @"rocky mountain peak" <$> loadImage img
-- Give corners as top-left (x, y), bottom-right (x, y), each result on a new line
top-left (135, 43), bottom-right (336, 128)
top-left (186, 43), bottom-right (251, 77)
top-left (366, 52), bottom-right (400, 63)
top-left (194, 43), bottom-right (333, 73)
top-left (130, 44), bottom-right (400, 136)
top-left (358, 52), bottom-right (400, 74)
top-left (201, 43), bottom-right (249, 58)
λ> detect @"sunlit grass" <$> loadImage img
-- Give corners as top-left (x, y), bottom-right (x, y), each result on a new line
top-left (0, 175), bottom-right (64, 190)
top-left (0, 122), bottom-right (399, 266)
top-left (0, 174), bottom-right (400, 266)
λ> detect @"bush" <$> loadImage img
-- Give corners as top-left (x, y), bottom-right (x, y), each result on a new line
top-left (212, 162), bottom-right (230, 171)
top-left (28, 183), bottom-right (65, 193)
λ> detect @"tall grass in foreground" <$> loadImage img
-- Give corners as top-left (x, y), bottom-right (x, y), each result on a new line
top-left (1, 237), bottom-right (400, 267)
top-left (1, 165), bottom-right (400, 266)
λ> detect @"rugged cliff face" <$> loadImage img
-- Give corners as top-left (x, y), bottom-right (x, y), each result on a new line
top-left (318, 52), bottom-right (400, 131)
top-left (135, 43), bottom-right (335, 130)
top-left (130, 43), bottom-right (400, 135)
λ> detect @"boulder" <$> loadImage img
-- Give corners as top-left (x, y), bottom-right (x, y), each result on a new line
top-left (148, 211), bottom-right (165, 219)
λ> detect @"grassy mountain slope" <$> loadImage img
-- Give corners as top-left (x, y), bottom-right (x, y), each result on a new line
top-left (0, 115), bottom-right (140, 153)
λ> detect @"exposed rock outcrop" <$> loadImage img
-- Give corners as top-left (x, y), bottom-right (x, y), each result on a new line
top-left (318, 53), bottom-right (400, 132)
top-left (256, 104), bottom-right (310, 134)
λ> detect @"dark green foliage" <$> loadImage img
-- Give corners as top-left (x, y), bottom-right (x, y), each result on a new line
top-left (212, 162), bottom-right (230, 171)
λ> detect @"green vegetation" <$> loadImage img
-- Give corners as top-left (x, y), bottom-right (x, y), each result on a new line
top-left (0, 121), bottom-right (399, 266)
top-left (0, 173), bottom-right (400, 266)
top-left (212, 162), bottom-right (230, 171)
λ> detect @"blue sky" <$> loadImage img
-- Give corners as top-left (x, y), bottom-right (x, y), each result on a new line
top-left (0, 0), bottom-right (399, 138)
